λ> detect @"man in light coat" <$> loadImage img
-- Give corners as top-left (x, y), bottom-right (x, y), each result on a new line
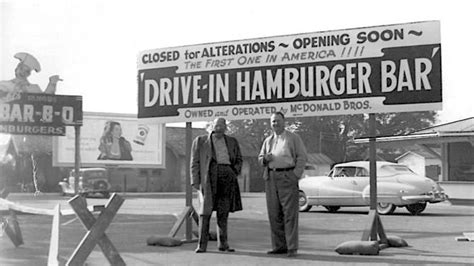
top-left (191, 118), bottom-right (243, 253)
top-left (258, 112), bottom-right (307, 257)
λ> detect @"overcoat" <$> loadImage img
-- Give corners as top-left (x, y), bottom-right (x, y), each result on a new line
top-left (191, 133), bottom-right (243, 215)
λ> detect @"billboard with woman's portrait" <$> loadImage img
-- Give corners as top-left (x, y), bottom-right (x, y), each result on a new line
top-left (53, 112), bottom-right (165, 168)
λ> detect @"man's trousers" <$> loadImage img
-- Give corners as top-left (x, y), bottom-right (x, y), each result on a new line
top-left (265, 170), bottom-right (299, 251)
top-left (197, 164), bottom-right (233, 250)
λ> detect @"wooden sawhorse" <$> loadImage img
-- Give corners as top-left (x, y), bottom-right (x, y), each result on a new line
top-left (67, 193), bottom-right (125, 266)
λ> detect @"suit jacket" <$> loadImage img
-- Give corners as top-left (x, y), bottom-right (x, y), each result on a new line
top-left (258, 130), bottom-right (307, 180)
top-left (191, 133), bottom-right (243, 215)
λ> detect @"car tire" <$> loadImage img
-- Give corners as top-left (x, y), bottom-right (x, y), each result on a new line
top-left (406, 202), bottom-right (427, 215)
top-left (299, 191), bottom-right (312, 212)
top-left (377, 202), bottom-right (396, 215)
top-left (324, 206), bottom-right (341, 213)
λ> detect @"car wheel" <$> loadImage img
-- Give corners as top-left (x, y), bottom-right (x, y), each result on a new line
top-left (299, 191), bottom-right (312, 212)
top-left (377, 202), bottom-right (396, 215)
top-left (406, 202), bottom-right (427, 215)
top-left (324, 206), bottom-right (341, 213)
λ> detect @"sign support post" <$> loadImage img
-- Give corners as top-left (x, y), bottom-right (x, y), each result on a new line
top-left (74, 125), bottom-right (81, 195)
top-left (369, 114), bottom-right (377, 212)
top-left (185, 122), bottom-right (193, 241)
top-left (361, 113), bottom-right (388, 244)
top-left (167, 122), bottom-right (198, 241)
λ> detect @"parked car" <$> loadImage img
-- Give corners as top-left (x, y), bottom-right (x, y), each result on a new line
top-left (59, 168), bottom-right (111, 198)
top-left (298, 161), bottom-right (448, 215)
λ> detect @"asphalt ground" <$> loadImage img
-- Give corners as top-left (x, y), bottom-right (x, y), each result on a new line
top-left (1, 193), bottom-right (473, 265)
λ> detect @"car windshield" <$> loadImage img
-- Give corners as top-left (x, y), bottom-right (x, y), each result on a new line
top-left (378, 165), bottom-right (414, 177)
top-left (83, 171), bottom-right (106, 179)
top-left (71, 169), bottom-right (106, 179)
top-left (333, 167), bottom-right (357, 177)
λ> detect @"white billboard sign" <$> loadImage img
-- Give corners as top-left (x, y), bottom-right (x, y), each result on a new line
top-left (53, 112), bottom-right (165, 168)
top-left (137, 21), bottom-right (442, 122)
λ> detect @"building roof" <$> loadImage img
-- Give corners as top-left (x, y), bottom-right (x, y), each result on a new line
top-left (396, 150), bottom-right (437, 161)
top-left (164, 127), bottom-right (260, 157)
top-left (354, 117), bottom-right (474, 146)
top-left (3, 127), bottom-right (261, 158)
top-left (307, 153), bottom-right (334, 165)
top-left (414, 117), bottom-right (474, 134)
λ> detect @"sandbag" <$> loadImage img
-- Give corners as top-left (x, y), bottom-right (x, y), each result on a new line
top-left (335, 240), bottom-right (379, 255)
top-left (386, 235), bottom-right (408, 247)
top-left (146, 236), bottom-right (183, 247)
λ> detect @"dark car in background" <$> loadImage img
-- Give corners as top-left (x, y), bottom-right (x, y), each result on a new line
top-left (59, 168), bottom-right (111, 198)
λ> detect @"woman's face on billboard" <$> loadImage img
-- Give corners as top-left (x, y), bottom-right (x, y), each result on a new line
top-left (111, 124), bottom-right (122, 138)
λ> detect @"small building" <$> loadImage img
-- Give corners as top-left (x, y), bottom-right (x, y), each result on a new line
top-left (396, 149), bottom-right (441, 180)
top-left (355, 117), bottom-right (474, 204)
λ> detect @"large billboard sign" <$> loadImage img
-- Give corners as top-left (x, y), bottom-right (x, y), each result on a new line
top-left (137, 21), bottom-right (442, 122)
top-left (0, 93), bottom-right (83, 135)
top-left (53, 112), bottom-right (165, 168)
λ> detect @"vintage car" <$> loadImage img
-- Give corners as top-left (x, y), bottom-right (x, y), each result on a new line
top-left (298, 161), bottom-right (448, 215)
top-left (59, 168), bottom-right (111, 198)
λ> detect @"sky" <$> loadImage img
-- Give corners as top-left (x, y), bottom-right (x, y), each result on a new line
top-left (1, 0), bottom-right (473, 126)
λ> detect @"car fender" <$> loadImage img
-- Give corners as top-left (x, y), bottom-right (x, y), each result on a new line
top-left (362, 182), bottom-right (416, 205)
top-left (298, 176), bottom-right (328, 191)
top-left (298, 176), bottom-right (328, 204)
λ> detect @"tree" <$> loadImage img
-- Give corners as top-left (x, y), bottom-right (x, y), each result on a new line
top-left (227, 111), bottom-right (438, 164)
top-left (295, 115), bottom-right (366, 162)
top-left (343, 111), bottom-right (438, 162)
top-left (225, 119), bottom-right (271, 151)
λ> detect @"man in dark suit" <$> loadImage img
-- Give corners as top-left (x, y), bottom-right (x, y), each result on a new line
top-left (191, 118), bottom-right (243, 253)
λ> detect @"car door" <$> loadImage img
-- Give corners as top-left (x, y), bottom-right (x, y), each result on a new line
top-left (318, 166), bottom-right (358, 205)
top-left (351, 166), bottom-right (370, 205)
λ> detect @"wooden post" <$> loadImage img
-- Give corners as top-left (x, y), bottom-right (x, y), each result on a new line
top-left (185, 122), bottom-right (192, 241)
top-left (2, 209), bottom-right (24, 247)
top-left (74, 125), bottom-right (81, 195)
top-left (361, 114), bottom-right (387, 244)
top-left (369, 114), bottom-right (377, 210)
top-left (165, 122), bottom-right (198, 242)
top-left (369, 113), bottom-right (378, 240)
top-left (48, 204), bottom-right (61, 266)
top-left (441, 142), bottom-right (449, 182)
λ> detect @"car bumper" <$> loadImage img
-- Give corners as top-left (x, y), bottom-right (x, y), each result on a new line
top-left (401, 192), bottom-right (448, 203)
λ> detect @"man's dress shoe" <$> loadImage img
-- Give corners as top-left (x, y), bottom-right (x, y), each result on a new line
top-left (267, 249), bottom-right (288, 254)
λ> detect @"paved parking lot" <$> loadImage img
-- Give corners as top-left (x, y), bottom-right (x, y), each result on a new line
top-left (1, 193), bottom-right (473, 265)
